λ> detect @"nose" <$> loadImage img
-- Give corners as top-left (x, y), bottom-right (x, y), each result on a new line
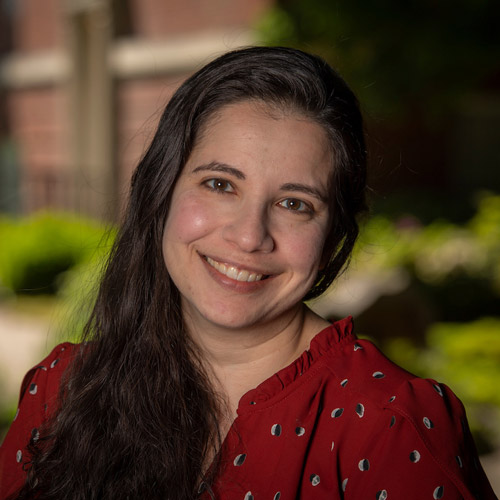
top-left (222, 205), bottom-right (274, 253)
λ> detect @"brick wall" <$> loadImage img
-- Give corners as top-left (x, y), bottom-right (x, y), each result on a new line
top-left (1, 0), bottom-right (274, 218)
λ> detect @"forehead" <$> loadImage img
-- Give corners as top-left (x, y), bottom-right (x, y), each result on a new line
top-left (197, 100), bottom-right (329, 143)
top-left (189, 101), bottom-right (333, 174)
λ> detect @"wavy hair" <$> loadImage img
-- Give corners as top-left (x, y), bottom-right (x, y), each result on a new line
top-left (14, 46), bottom-right (367, 499)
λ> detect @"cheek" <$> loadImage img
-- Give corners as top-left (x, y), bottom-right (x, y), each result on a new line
top-left (164, 195), bottom-right (213, 245)
top-left (283, 225), bottom-right (327, 271)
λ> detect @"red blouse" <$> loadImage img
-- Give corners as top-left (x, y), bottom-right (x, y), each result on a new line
top-left (0, 317), bottom-right (497, 499)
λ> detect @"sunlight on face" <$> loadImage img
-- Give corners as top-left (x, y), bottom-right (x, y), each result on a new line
top-left (163, 100), bottom-right (333, 333)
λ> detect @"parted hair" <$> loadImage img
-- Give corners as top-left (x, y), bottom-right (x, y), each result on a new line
top-left (14, 46), bottom-right (367, 500)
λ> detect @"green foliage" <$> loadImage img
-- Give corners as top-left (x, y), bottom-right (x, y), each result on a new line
top-left (469, 194), bottom-right (500, 295)
top-left (0, 399), bottom-right (17, 444)
top-left (256, 1), bottom-right (500, 117)
top-left (352, 192), bottom-right (500, 321)
top-left (425, 318), bottom-right (500, 406)
top-left (0, 214), bottom-right (114, 439)
top-left (55, 252), bottom-right (111, 342)
top-left (0, 211), bottom-right (116, 340)
top-left (0, 212), bottom-right (113, 296)
top-left (385, 318), bottom-right (500, 452)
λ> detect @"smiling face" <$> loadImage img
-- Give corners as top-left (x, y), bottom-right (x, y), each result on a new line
top-left (162, 101), bottom-right (333, 335)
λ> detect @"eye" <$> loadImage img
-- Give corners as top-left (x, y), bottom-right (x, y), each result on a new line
top-left (278, 198), bottom-right (312, 213)
top-left (204, 178), bottom-right (235, 193)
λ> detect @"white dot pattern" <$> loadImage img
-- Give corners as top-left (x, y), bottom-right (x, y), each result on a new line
top-left (271, 424), bottom-right (282, 436)
top-left (423, 417), bottom-right (434, 429)
top-left (355, 403), bottom-right (365, 418)
top-left (342, 478), bottom-right (349, 492)
top-left (0, 342), bottom-right (75, 498)
top-left (331, 407), bottom-right (344, 418)
top-left (433, 485), bottom-right (444, 499)
top-left (310, 473), bottom-right (320, 486)
top-left (358, 458), bottom-right (370, 471)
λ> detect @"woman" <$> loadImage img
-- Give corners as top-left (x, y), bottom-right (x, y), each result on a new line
top-left (0, 47), bottom-right (496, 499)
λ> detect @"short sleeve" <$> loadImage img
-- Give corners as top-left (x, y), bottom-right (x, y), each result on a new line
top-left (343, 378), bottom-right (497, 500)
top-left (0, 343), bottom-right (74, 499)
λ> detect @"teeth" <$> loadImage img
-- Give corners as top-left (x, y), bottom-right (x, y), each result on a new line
top-left (206, 257), bottom-right (263, 282)
top-left (237, 270), bottom-right (249, 281)
top-left (227, 266), bottom-right (239, 280)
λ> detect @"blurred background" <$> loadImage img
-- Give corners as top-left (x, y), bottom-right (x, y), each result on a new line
top-left (0, 0), bottom-right (499, 490)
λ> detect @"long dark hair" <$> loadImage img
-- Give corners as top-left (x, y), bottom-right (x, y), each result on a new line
top-left (15, 46), bottom-right (367, 499)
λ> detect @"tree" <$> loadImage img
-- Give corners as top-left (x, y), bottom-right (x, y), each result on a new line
top-left (258, 0), bottom-right (500, 118)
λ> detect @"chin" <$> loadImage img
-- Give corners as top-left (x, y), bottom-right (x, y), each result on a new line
top-left (206, 311), bottom-right (261, 331)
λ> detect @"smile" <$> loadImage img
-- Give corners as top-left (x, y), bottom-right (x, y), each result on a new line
top-left (205, 256), bottom-right (267, 282)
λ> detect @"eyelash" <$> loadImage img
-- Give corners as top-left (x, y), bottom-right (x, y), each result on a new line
top-left (204, 178), bottom-right (235, 193)
top-left (277, 198), bottom-right (313, 214)
top-left (203, 178), bottom-right (314, 214)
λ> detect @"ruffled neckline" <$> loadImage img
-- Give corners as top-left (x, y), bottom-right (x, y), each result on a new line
top-left (237, 316), bottom-right (355, 412)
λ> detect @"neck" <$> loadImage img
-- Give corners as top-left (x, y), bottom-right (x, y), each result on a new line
top-left (185, 304), bottom-right (329, 418)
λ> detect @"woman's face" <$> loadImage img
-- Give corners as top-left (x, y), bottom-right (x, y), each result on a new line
top-left (162, 101), bottom-right (332, 333)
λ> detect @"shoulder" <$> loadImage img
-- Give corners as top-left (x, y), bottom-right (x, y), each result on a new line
top-left (304, 318), bottom-right (471, 444)
top-left (0, 342), bottom-right (79, 499)
top-left (322, 333), bottom-right (461, 419)
top-left (17, 342), bottom-right (78, 404)
top-left (321, 334), bottom-right (467, 448)
top-left (319, 336), bottom-right (496, 499)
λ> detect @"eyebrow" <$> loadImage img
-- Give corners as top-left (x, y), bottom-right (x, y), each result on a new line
top-left (191, 161), bottom-right (327, 203)
top-left (191, 162), bottom-right (246, 180)
top-left (279, 183), bottom-right (328, 203)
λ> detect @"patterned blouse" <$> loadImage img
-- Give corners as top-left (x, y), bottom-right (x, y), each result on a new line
top-left (0, 317), bottom-right (497, 499)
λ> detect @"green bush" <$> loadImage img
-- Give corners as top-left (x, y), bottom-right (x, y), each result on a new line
top-left (351, 192), bottom-right (500, 322)
top-left (385, 318), bottom-right (500, 453)
top-left (0, 212), bottom-right (113, 296)
top-left (0, 213), bottom-right (115, 438)
top-left (55, 252), bottom-right (111, 342)
top-left (425, 319), bottom-right (500, 407)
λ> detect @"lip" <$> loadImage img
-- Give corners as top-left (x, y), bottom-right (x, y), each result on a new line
top-left (202, 253), bottom-right (272, 278)
top-left (200, 253), bottom-right (273, 292)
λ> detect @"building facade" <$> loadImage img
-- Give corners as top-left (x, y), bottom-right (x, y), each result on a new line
top-left (0, 0), bottom-right (273, 219)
